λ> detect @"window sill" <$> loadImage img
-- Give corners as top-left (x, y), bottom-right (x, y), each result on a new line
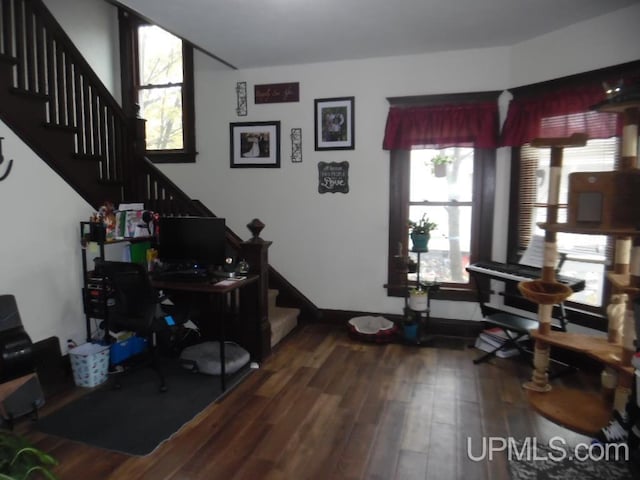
top-left (385, 284), bottom-right (476, 302)
top-left (146, 150), bottom-right (197, 164)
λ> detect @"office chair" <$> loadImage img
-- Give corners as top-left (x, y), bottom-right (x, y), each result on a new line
top-left (94, 260), bottom-right (189, 392)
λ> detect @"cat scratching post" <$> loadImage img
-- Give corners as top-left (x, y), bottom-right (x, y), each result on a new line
top-left (521, 134), bottom-right (587, 392)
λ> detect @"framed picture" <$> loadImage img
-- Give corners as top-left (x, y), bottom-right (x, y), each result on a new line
top-left (230, 121), bottom-right (281, 168)
top-left (314, 97), bottom-right (355, 151)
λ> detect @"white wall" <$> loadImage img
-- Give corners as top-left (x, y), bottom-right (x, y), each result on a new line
top-left (0, 0), bottom-right (119, 350)
top-left (2, 4), bottom-right (639, 350)
top-left (160, 47), bottom-right (510, 322)
top-left (0, 120), bottom-right (92, 346)
top-left (509, 4), bottom-right (640, 87)
top-left (159, 5), bottom-right (640, 322)
top-left (43, 0), bottom-right (121, 100)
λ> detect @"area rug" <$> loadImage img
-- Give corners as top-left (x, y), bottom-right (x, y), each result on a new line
top-left (508, 440), bottom-right (636, 480)
top-left (35, 360), bottom-right (252, 456)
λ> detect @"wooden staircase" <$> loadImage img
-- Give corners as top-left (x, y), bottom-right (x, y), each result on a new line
top-left (0, 0), bottom-right (318, 348)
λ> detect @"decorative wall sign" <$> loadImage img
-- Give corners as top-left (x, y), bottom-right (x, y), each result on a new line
top-left (314, 97), bottom-right (355, 151)
top-left (236, 81), bottom-right (247, 116)
top-left (318, 161), bottom-right (349, 194)
top-left (290, 128), bottom-right (302, 163)
top-left (254, 82), bottom-right (299, 104)
top-left (0, 137), bottom-right (14, 181)
top-left (230, 121), bottom-right (281, 168)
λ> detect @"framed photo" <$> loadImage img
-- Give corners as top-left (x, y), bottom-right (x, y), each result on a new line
top-left (314, 97), bottom-right (355, 151)
top-left (230, 121), bottom-right (281, 168)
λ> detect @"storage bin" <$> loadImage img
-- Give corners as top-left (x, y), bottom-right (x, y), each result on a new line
top-left (69, 343), bottom-right (110, 387)
top-left (110, 335), bottom-right (148, 365)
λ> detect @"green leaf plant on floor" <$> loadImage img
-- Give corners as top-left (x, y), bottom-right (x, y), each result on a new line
top-left (0, 430), bottom-right (58, 480)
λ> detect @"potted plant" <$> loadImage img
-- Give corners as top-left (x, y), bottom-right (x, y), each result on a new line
top-left (0, 429), bottom-right (58, 480)
top-left (430, 153), bottom-right (452, 177)
top-left (408, 287), bottom-right (428, 312)
top-left (400, 306), bottom-right (419, 342)
top-left (408, 214), bottom-right (437, 252)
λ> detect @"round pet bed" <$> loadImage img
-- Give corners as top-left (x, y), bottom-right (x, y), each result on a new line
top-left (347, 316), bottom-right (398, 343)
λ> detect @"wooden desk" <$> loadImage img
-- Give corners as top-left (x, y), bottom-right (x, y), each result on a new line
top-left (150, 274), bottom-right (260, 390)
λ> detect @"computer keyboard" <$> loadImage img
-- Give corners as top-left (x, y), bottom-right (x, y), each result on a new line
top-left (152, 268), bottom-right (211, 282)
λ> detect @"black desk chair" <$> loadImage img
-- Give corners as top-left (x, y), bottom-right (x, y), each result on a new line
top-left (94, 260), bottom-right (189, 392)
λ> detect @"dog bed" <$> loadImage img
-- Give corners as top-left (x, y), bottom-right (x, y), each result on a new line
top-left (347, 316), bottom-right (398, 343)
top-left (179, 341), bottom-right (250, 375)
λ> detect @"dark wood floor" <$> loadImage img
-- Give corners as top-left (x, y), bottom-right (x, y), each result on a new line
top-left (16, 323), bottom-right (597, 480)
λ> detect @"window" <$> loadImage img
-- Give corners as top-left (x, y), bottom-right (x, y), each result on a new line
top-left (513, 139), bottom-right (617, 308)
top-left (119, 10), bottom-right (196, 163)
top-left (504, 60), bottom-right (640, 324)
top-left (408, 147), bottom-right (474, 284)
top-left (385, 92), bottom-right (499, 298)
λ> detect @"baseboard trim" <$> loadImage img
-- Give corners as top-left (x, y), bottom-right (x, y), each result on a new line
top-left (319, 309), bottom-right (484, 338)
top-left (318, 309), bottom-right (603, 373)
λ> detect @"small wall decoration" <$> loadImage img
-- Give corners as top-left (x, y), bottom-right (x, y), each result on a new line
top-left (255, 82), bottom-right (299, 104)
top-left (290, 128), bottom-right (302, 163)
top-left (318, 161), bottom-right (349, 194)
top-left (236, 81), bottom-right (247, 116)
top-left (230, 121), bottom-right (280, 168)
top-left (314, 97), bottom-right (355, 151)
top-left (0, 137), bottom-right (14, 181)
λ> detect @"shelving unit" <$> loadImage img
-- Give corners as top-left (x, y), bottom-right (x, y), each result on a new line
top-left (79, 221), bottom-right (154, 343)
top-left (399, 249), bottom-right (440, 344)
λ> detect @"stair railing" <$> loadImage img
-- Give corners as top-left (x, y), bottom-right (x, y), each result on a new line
top-left (0, 0), bottom-right (137, 203)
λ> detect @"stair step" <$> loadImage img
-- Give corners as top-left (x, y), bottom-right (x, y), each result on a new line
top-left (0, 53), bottom-right (18, 65)
top-left (9, 87), bottom-right (49, 102)
top-left (269, 305), bottom-right (299, 348)
top-left (268, 288), bottom-right (278, 310)
top-left (44, 122), bottom-right (79, 133)
top-left (73, 153), bottom-right (105, 162)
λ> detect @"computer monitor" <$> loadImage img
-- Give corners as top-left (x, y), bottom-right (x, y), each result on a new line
top-left (157, 216), bottom-right (226, 270)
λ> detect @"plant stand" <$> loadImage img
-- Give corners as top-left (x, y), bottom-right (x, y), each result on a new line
top-left (399, 249), bottom-right (440, 345)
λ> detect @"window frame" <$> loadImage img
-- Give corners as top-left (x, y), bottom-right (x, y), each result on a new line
top-left (386, 92), bottom-right (498, 300)
top-left (119, 9), bottom-right (197, 164)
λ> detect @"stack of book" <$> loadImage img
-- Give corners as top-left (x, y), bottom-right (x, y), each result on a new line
top-left (474, 327), bottom-right (522, 358)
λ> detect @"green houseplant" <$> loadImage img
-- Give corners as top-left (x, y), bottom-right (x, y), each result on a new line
top-left (0, 430), bottom-right (58, 480)
top-left (430, 153), bottom-right (453, 177)
top-left (408, 214), bottom-right (437, 252)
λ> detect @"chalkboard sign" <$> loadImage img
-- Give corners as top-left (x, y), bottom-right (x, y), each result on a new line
top-left (318, 161), bottom-right (349, 194)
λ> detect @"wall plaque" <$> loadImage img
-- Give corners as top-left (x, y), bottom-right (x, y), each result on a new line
top-left (0, 137), bottom-right (14, 181)
top-left (254, 82), bottom-right (299, 104)
top-left (318, 161), bottom-right (349, 194)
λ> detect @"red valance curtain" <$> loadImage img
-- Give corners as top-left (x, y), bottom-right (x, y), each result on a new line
top-left (382, 101), bottom-right (499, 150)
top-left (500, 83), bottom-right (620, 147)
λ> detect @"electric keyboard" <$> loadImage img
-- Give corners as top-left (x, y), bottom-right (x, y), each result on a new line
top-left (466, 261), bottom-right (585, 292)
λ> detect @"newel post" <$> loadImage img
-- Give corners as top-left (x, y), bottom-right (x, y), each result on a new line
top-left (239, 219), bottom-right (272, 361)
top-left (124, 105), bottom-right (147, 201)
